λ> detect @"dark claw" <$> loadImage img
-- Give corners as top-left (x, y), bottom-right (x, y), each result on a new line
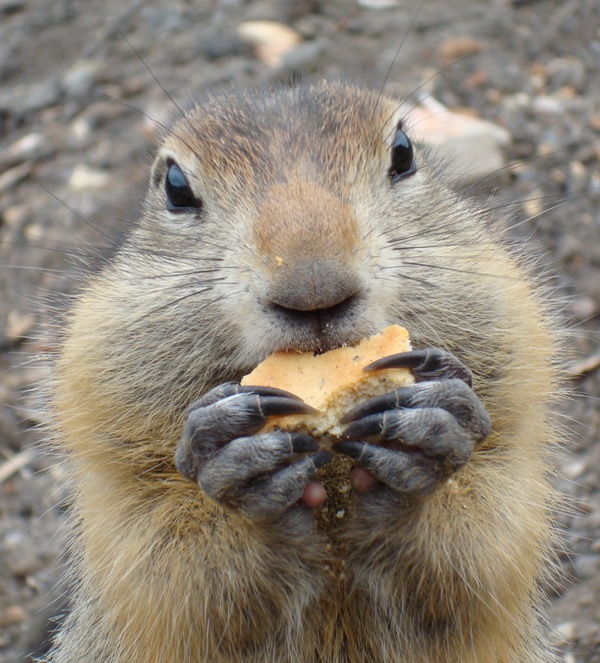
top-left (365, 351), bottom-right (426, 372)
top-left (340, 415), bottom-right (383, 441)
top-left (234, 384), bottom-right (308, 401)
top-left (186, 382), bottom-right (308, 414)
top-left (340, 391), bottom-right (402, 424)
top-left (258, 396), bottom-right (317, 418)
top-left (290, 433), bottom-right (321, 454)
top-left (364, 349), bottom-right (472, 387)
top-left (309, 450), bottom-right (334, 469)
top-left (332, 441), bottom-right (367, 460)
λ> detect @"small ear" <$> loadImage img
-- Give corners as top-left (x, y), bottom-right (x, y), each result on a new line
top-left (150, 155), bottom-right (167, 189)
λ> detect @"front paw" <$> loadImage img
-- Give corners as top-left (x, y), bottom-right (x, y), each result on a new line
top-left (175, 383), bottom-right (331, 519)
top-left (334, 349), bottom-right (491, 496)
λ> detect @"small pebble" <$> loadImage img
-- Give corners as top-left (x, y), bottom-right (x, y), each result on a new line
top-left (238, 21), bottom-right (302, 67)
top-left (553, 620), bottom-right (576, 645)
top-left (2, 205), bottom-right (28, 229)
top-left (5, 310), bottom-right (35, 342)
top-left (0, 163), bottom-right (29, 193)
top-left (0, 605), bottom-right (27, 627)
top-left (61, 59), bottom-right (103, 98)
top-left (437, 36), bottom-right (483, 64)
top-left (68, 164), bottom-right (112, 192)
top-left (357, 0), bottom-right (401, 7)
top-left (2, 132), bottom-right (46, 167)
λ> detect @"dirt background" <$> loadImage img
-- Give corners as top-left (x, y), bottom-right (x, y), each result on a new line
top-left (0, 0), bottom-right (599, 661)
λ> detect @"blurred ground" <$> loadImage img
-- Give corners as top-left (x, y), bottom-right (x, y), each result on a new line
top-left (0, 0), bottom-right (599, 661)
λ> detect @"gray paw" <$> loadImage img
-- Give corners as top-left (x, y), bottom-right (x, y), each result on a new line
top-left (334, 350), bottom-right (491, 496)
top-left (175, 383), bottom-right (331, 518)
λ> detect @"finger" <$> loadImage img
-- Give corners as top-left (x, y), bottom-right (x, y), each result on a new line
top-left (365, 348), bottom-right (472, 386)
top-left (176, 385), bottom-right (319, 482)
top-left (342, 407), bottom-right (476, 468)
top-left (240, 452), bottom-right (332, 520)
top-left (333, 441), bottom-right (439, 496)
top-left (341, 380), bottom-right (490, 442)
top-left (179, 392), bottom-right (314, 465)
top-left (197, 432), bottom-right (318, 499)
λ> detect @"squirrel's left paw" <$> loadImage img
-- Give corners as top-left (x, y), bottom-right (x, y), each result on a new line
top-left (334, 348), bottom-right (491, 496)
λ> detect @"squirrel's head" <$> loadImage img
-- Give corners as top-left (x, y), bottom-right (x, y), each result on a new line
top-left (118, 81), bottom-right (478, 373)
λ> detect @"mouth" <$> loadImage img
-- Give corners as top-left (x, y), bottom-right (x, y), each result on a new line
top-left (232, 290), bottom-right (389, 373)
top-left (270, 294), bottom-right (357, 325)
top-left (266, 297), bottom-right (376, 355)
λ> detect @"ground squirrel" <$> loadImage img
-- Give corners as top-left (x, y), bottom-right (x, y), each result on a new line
top-left (46, 81), bottom-right (559, 662)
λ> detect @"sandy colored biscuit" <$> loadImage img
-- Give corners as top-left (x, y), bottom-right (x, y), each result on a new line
top-left (241, 325), bottom-right (414, 440)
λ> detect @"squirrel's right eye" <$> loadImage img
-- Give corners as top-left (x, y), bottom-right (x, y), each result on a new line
top-left (165, 161), bottom-right (202, 212)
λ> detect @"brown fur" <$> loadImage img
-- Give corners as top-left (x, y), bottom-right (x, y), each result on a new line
top-left (47, 81), bottom-right (560, 662)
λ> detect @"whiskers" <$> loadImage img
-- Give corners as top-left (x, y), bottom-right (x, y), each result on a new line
top-left (127, 276), bottom-right (239, 326)
top-left (399, 259), bottom-right (517, 282)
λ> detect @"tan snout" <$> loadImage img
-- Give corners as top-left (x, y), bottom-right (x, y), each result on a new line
top-left (253, 181), bottom-right (362, 311)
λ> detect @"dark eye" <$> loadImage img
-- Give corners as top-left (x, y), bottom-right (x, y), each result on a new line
top-left (388, 123), bottom-right (416, 182)
top-left (165, 161), bottom-right (202, 211)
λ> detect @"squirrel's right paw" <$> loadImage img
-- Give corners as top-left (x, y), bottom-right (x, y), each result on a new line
top-left (175, 383), bottom-right (331, 519)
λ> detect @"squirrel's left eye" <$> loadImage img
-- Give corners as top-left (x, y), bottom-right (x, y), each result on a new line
top-left (388, 123), bottom-right (416, 182)
top-left (165, 161), bottom-right (203, 211)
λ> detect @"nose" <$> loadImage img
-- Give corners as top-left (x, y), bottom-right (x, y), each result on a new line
top-left (253, 180), bottom-right (363, 316)
top-left (268, 257), bottom-right (361, 313)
